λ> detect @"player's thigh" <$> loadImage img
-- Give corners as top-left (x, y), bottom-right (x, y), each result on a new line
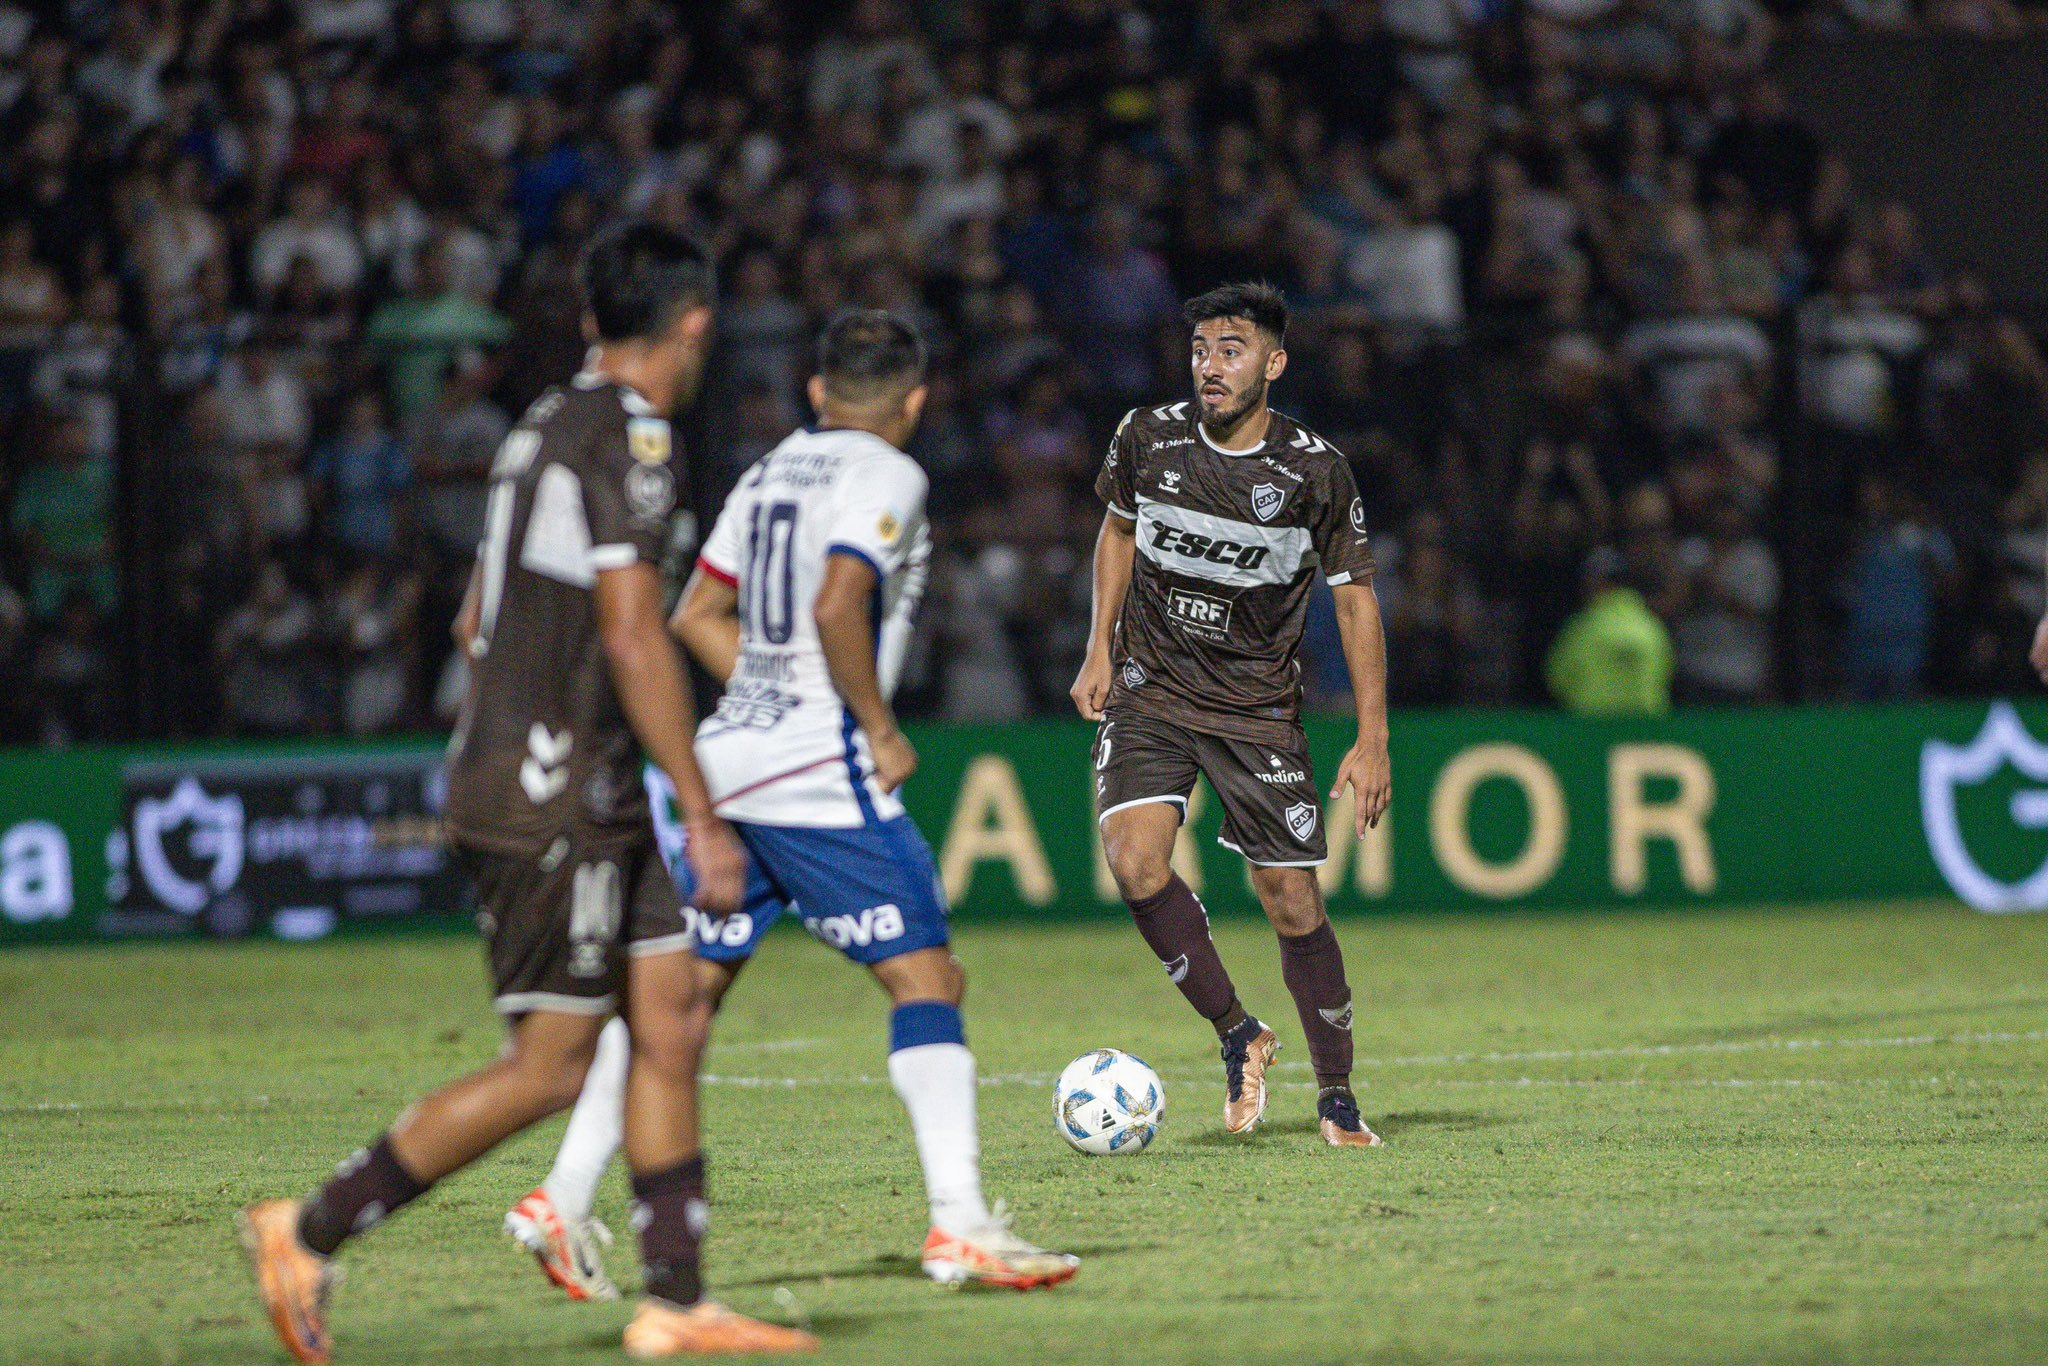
top-left (737, 817), bottom-right (952, 968)
top-left (1095, 711), bottom-right (1201, 886)
top-left (1201, 728), bottom-right (1329, 871)
top-left (460, 841), bottom-right (625, 1022)
top-left (639, 777), bottom-right (790, 968)
top-left (1094, 710), bottom-right (1202, 825)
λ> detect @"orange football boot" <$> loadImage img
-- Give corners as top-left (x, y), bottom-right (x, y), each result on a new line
top-left (237, 1199), bottom-right (337, 1365)
top-left (1222, 1020), bottom-right (1281, 1134)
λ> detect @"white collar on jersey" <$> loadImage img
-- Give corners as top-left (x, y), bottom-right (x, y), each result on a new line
top-left (1196, 417), bottom-right (1267, 458)
top-left (571, 362), bottom-right (658, 416)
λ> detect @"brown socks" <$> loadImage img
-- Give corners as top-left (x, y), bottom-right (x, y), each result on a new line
top-left (1278, 920), bottom-right (1355, 1090)
top-left (1127, 874), bottom-right (1247, 1036)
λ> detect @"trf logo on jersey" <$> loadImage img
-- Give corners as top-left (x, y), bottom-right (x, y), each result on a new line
top-left (1167, 587), bottom-right (1231, 636)
top-left (1351, 497), bottom-right (1367, 533)
top-left (1285, 801), bottom-right (1319, 842)
top-left (1251, 483), bottom-right (1286, 522)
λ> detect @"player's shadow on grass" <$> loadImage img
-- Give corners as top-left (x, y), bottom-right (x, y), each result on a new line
top-left (716, 1242), bottom-right (1146, 1293)
top-left (1179, 1108), bottom-right (1505, 1145)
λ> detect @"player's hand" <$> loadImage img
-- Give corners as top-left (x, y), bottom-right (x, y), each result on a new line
top-left (684, 813), bottom-right (747, 915)
top-left (2031, 614), bottom-right (2048, 685)
top-left (1071, 652), bottom-right (1114, 721)
top-left (1333, 736), bottom-right (1392, 835)
top-left (871, 728), bottom-right (919, 794)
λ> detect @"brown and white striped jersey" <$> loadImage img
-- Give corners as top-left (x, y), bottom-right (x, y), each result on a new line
top-left (1094, 401), bottom-right (1374, 747)
top-left (445, 374), bottom-right (680, 856)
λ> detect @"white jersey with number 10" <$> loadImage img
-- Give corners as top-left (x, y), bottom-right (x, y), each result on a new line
top-left (692, 426), bottom-right (931, 829)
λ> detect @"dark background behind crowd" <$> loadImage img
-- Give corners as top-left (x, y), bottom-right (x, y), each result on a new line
top-left (4, 0), bottom-right (2047, 744)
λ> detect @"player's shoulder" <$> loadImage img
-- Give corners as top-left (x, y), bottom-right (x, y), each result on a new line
top-left (822, 427), bottom-right (928, 490)
top-left (535, 375), bottom-right (671, 465)
top-left (1123, 400), bottom-right (1197, 443)
top-left (1265, 409), bottom-right (1347, 468)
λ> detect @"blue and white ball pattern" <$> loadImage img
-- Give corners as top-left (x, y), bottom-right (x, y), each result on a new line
top-left (1054, 1049), bottom-right (1165, 1155)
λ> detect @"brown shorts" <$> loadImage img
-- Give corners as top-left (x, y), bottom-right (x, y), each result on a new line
top-left (460, 832), bottom-right (690, 1018)
top-left (1094, 709), bottom-right (1327, 867)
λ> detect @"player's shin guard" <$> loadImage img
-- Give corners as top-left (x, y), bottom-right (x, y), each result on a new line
top-left (886, 1002), bottom-right (991, 1238)
top-left (1128, 874), bottom-right (1247, 1035)
top-left (630, 1157), bottom-right (707, 1308)
top-left (544, 1015), bottom-right (630, 1221)
top-left (297, 1135), bottom-right (431, 1256)
top-left (1278, 921), bottom-right (1355, 1090)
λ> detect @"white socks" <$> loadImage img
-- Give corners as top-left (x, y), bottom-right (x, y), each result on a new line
top-left (547, 1013), bottom-right (993, 1239)
top-left (543, 1015), bottom-right (629, 1222)
top-left (887, 1042), bottom-right (992, 1237)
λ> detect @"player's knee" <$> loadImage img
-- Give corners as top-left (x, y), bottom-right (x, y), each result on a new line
top-left (1105, 835), bottom-right (1172, 902)
top-left (1255, 871), bottom-right (1326, 937)
top-left (509, 1033), bottom-right (601, 1112)
top-left (628, 1012), bottom-right (706, 1082)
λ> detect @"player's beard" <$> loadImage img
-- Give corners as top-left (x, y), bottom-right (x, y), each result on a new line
top-left (1197, 374), bottom-right (1267, 431)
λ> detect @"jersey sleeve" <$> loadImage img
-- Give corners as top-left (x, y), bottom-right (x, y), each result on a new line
top-left (1093, 408), bottom-right (1141, 519)
top-left (696, 488), bottom-right (746, 587)
top-left (582, 410), bottom-right (677, 572)
top-left (826, 455), bottom-right (929, 579)
top-left (1315, 455), bottom-right (1377, 587)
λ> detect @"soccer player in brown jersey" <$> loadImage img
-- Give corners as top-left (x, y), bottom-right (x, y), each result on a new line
top-left (237, 224), bottom-right (817, 1360)
top-left (1072, 282), bottom-right (1393, 1149)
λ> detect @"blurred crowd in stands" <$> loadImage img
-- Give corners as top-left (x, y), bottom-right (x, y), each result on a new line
top-left (3, 0), bottom-right (2047, 744)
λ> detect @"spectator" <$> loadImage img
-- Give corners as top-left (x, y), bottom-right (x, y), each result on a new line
top-left (251, 174), bottom-right (365, 300)
top-left (365, 238), bottom-right (511, 420)
top-left (310, 391), bottom-right (410, 564)
top-left (31, 591), bottom-right (112, 745)
top-left (330, 560), bottom-right (422, 735)
top-left (10, 407), bottom-right (116, 620)
top-left (4, 0), bottom-right (2043, 733)
top-left (1059, 206), bottom-right (1177, 410)
top-left (216, 559), bottom-right (322, 735)
top-left (1673, 496), bottom-right (1781, 703)
top-left (215, 342), bottom-right (311, 454)
top-left (1840, 475), bottom-right (1959, 700)
top-left (1547, 551), bottom-right (1676, 716)
top-left (0, 218), bottom-right (66, 412)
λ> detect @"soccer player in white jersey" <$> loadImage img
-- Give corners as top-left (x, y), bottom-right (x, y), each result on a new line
top-left (506, 311), bottom-right (1078, 1299)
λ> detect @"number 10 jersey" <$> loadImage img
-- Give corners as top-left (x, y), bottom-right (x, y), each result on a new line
top-left (693, 426), bottom-right (931, 829)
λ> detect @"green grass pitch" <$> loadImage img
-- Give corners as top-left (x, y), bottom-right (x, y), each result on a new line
top-left (4, 899), bottom-right (2046, 1364)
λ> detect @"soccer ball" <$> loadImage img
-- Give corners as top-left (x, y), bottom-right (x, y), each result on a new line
top-left (1054, 1049), bottom-right (1165, 1155)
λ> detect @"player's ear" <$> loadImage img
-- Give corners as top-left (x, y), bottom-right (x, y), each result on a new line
top-left (1265, 345), bottom-right (1288, 382)
top-left (677, 303), bottom-right (714, 348)
top-left (901, 383), bottom-right (929, 430)
top-left (807, 374), bottom-right (829, 417)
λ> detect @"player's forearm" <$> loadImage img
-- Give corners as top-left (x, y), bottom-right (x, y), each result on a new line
top-left (606, 628), bottom-right (717, 819)
top-left (816, 600), bottom-right (900, 741)
top-left (453, 563), bottom-right (481, 653)
top-left (671, 573), bottom-right (742, 684)
top-left (1087, 516), bottom-right (1137, 657)
top-left (1334, 584), bottom-right (1390, 740)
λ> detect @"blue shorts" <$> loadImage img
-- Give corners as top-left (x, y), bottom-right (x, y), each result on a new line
top-left (646, 768), bottom-right (951, 966)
